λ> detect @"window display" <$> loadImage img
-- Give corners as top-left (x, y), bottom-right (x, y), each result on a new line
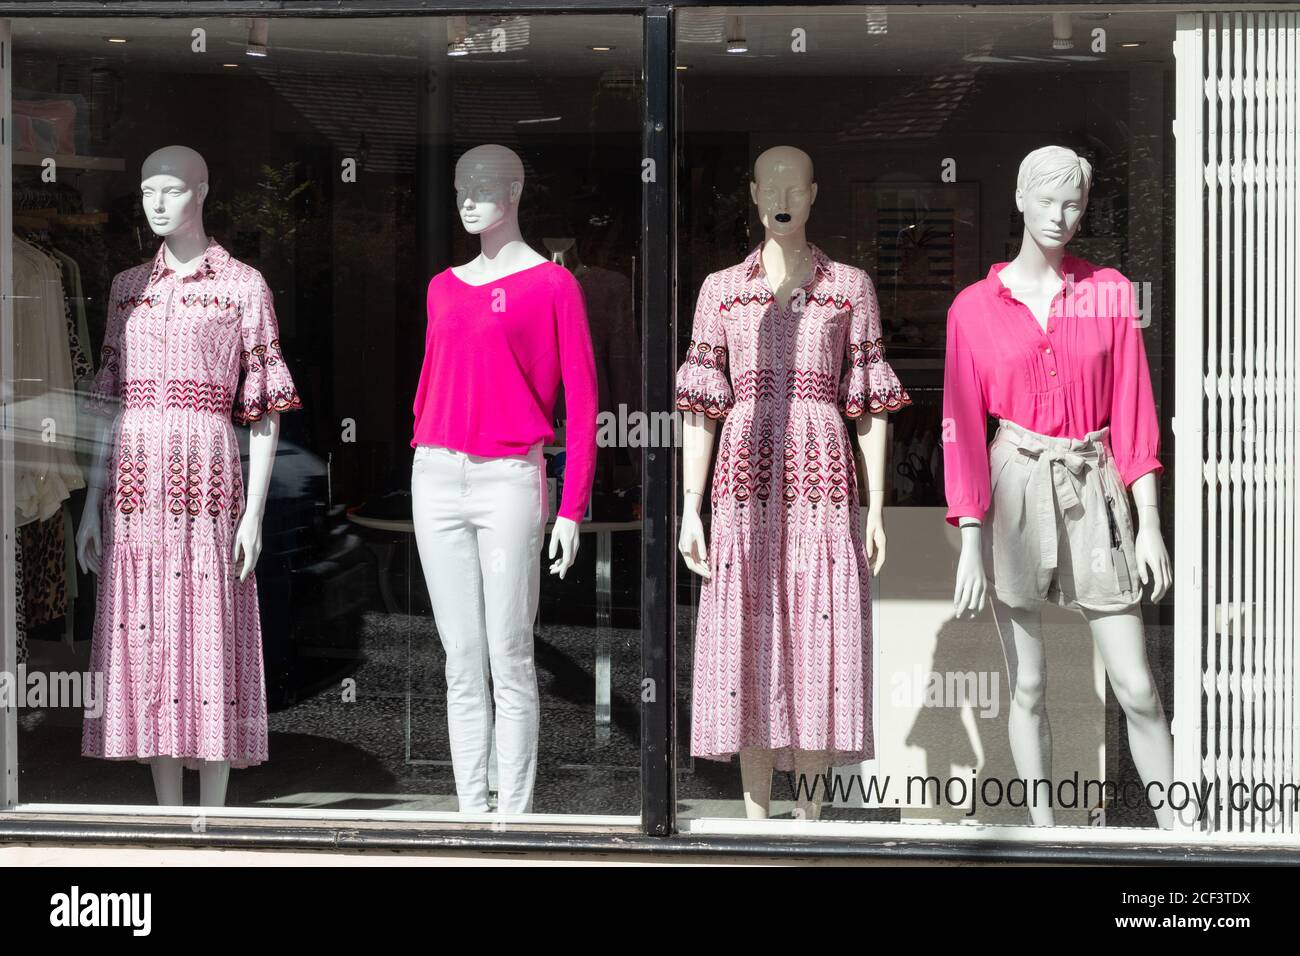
top-left (674, 7), bottom-right (1190, 832)
top-left (2, 5), bottom-right (1298, 859)
top-left (5, 13), bottom-right (645, 819)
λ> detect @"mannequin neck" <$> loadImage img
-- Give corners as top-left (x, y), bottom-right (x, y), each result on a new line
top-left (1008, 234), bottom-right (1068, 280)
top-left (161, 223), bottom-right (212, 270)
top-left (759, 233), bottom-right (814, 289)
top-left (477, 218), bottom-right (527, 261)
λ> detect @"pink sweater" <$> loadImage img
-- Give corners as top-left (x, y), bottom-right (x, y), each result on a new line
top-left (943, 254), bottom-right (1162, 526)
top-left (412, 262), bottom-right (598, 522)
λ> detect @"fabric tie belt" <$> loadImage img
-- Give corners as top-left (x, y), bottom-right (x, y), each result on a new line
top-left (997, 420), bottom-right (1110, 575)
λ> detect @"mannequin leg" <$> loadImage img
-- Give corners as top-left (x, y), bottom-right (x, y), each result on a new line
top-left (990, 597), bottom-right (1056, 826)
top-left (150, 756), bottom-right (183, 806)
top-left (413, 449), bottom-right (493, 813)
top-left (199, 760), bottom-right (231, 807)
top-left (1084, 607), bottom-right (1175, 829)
top-left (740, 748), bottom-right (775, 819)
top-left (792, 749), bottom-right (830, 821)
top-left (474, 458), bottom-right (544, 815)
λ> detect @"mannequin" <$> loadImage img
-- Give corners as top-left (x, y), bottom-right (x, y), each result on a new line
top-left (944, 146), bottom-right (1173, 827)
top-left (410, 144), bottom-right (597, 813)
top-left (77, 145), bottom-right (299, 807)
top-left (677, 146), bottom-right (909, 820)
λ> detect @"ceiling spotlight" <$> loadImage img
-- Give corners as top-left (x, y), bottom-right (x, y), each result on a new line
top-left (245, 18), bottom-right (270, 57)
top-left (222, 63), bottom-right (239, 68)
top-left (447, 16), bottom-right (470, 57)
top-left (1120, 41), bottom-right (1145, 49)
top-left (1052, 13), bottom-right (1073, 51)
top-left (591, 46), bottom-right (614, 52)
top-left (725, 15), bottom-right (748, 54)
top-left (104, 37), bottom-right (128, 44)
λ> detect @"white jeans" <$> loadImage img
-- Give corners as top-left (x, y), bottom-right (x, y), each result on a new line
top-left (411, 442), bottom-right (548, 813)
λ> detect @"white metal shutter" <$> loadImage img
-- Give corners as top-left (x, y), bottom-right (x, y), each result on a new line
top-left (1173, 11), bottom-right (1299, 834)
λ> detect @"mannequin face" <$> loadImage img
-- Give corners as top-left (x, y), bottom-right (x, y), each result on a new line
top-left (1016, 180), bottom-right (1087, 250)
top-left (750, 163), bottom-right (816, 237)
top-left (454, 173), bottom-right (515, 235)
top-left (141, 174), bottom-right (205, 238)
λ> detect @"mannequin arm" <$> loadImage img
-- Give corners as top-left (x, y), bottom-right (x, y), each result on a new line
top-left (678, 412), bottom-right (718, 578)
top-left (854, 411), bottom-right (889, 574)
top-left (74, 412), bottom-right (118, 576)
top-left (1128, 470), bottom-right (1171, 602)
top-left (232, 411), bottom-right (280, 582)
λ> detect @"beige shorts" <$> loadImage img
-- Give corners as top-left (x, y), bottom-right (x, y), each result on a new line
top-left (984, 419), bottom-right (1140, 613)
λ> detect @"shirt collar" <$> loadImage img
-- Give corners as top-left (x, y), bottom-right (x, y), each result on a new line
top-left (147, 237), bottom-right (229, 286)
top-left (987, 253), bottom-right (1084, 301)
top-left (742, 242), bottom-right (832, 283)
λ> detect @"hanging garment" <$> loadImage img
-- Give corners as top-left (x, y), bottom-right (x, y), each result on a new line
top-left (675, 243), bottom-right (911, 770)
top-left (14, 237), bottom-right (84, 526)
top-left (80, 238), bottom-right (302, 768)
top-left (19, 512), bottom-right (68, 629)
top-left (941, 253), bottom-right (1162, 527)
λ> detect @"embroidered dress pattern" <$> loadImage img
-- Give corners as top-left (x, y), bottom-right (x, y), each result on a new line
top-left (81, 239), bottom-right (301, 768)
top-left (675, 243), bottom-right (910, 769)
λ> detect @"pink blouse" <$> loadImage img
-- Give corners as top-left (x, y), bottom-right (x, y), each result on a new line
top-left (942, 254), bottom-right (1162, 526)
top-left (411, 262), bottom-right (597, 522)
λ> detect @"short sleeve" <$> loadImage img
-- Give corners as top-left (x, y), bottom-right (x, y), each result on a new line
top-left (839, 269), bottom-right (911, 417)
top-left (83, 272), bottom-right (125, 418)
top-left (234, 274), bottom-right (303, 425)
top-left (675, 272), bottom-right (733, 419)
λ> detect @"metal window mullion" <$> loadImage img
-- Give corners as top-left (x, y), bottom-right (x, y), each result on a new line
top-left (0, 17), bottom-right (15, 812)
top-left (640, 5), bottom-right (675, 838)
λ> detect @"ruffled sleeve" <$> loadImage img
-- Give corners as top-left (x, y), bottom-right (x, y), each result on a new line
top-left (234, 272), bottom-right (303, 425)
top-left (675, 272), bottom-right (733, 419)
top-left (839, 269), bottom-right (911, 417)
top-left (83, 272), bottom-right (125, 418)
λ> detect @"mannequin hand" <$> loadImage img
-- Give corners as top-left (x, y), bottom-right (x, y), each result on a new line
top-left (678, 509), bottom-right (710, 578)
top-left (1135, 524), bottom-right (1172, 603)
top-left (76, 490), bottom-right (104, 576)
top-left (863, 508), bottom-right (886, 575)
top-left (231, 509), bottom-right (264, 583)
top-left (953, 527), bottom-right (987, 619)
top-left (548, 517), bottom-right (580, 578)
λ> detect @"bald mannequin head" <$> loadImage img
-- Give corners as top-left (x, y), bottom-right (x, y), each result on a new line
top-left (750, 145), bottom-right (817, 237)
top-left (141, 145), bottom-right (209, 239)
top-left (453, 144), bottom-right (526, 237)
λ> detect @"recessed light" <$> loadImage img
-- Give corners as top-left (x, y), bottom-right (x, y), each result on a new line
top-left (1120, 41), bottom-right (1145, 48)
top-left (676, 64), bottom-right (690, 71)
top-left (105, 37), bottom-right (128, 44)
top-left (591, 46), bottom-right (614, 52)
top-left (222, 63), bottom-right (239, 68)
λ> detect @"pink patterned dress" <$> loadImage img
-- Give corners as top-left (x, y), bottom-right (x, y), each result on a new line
top-left (81, 239), bottom-right (302, 768)
top-left (676, 243), bottom-right (910, 770)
